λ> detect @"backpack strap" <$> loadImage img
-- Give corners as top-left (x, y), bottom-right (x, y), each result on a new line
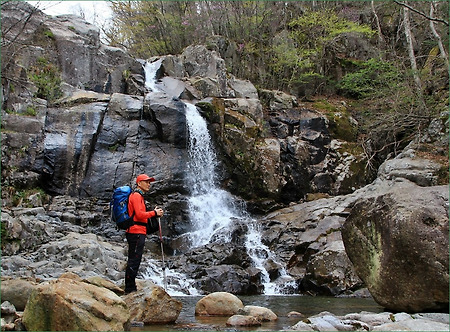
top-left (130, 189), bottom-right (148, 227)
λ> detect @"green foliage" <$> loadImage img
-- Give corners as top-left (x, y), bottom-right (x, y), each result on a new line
top-left (43, 28), bottom-right (55, 39)
top-left (108, 143), bottom-right (120, 152)
top-left (338, 58), bottom-right (402, 99)
top-left (28, 57), bottom-right (62, 103)
top-left (267, 8), bottom-right (375, 92)
top-left (6, 187), bottom-right (49, 208)
top-left (25, 106), bottom-right (37, 116)
top-left (122, 69), bottom-right (131, 80)
top-left (107, 1), bottom-right (199, 57)
top-left (4, 106), bottom-right (37, 117)
top-left (288, 9), bottom-right (375, 51)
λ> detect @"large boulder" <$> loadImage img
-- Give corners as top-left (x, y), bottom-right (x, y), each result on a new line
top-left (259, 195), bottom-right (363, 296)
top-left (378, 151), bottom-right (444, 186)
top-left (22, 278), bottom-right (129, 331)
top-left (35, 14), bottom-right (142, 94)
top-left (342, 180), bottom-right (449, 312)
top-left (195, 292), bottom-right (244, 316)
top-left (123, 281), bottom-right (182, 324)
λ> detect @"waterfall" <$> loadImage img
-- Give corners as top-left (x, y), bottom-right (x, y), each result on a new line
top-left (144, 59), bottom-right (162, 92)
top-left (185, 103), bottom-right (245, 247)
top-left (245, 223), bottom-right (297, 295)
top-left (142, 58), bottom-right (294, 295)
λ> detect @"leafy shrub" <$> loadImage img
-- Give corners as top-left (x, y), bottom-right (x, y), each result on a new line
top-left (337, 58), bottom-right (402, 99)
top-left (28, 57), bottom-right (62, 103)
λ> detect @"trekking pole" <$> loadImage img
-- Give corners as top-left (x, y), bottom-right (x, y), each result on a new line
top-left (158, 217), bottom-right (168, 291)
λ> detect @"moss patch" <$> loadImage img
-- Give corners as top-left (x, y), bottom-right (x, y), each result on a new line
top-left (313, 99), bottom-right (358, 142)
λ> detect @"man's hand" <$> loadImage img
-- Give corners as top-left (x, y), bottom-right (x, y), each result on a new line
top-left (154, 207), bottom-right (164, 217)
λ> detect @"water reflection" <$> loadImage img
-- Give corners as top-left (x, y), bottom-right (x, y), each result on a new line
top-left (130, 295), bottom-right (384, 331)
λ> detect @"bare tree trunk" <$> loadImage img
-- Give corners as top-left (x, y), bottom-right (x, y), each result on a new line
top-left (371, 0), bottom-right (385, 47)
top-left (403, 2), bottom-right (423, 94)
top-left (429, 1), bottom-right (449, 66)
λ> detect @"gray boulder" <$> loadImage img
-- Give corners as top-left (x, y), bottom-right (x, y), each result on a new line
top-left (342, 180), bottom-right (449, 312)
top-left (0, 278), bottom-right (38, 311)
top-left (378, 150), bottom-right (444, 186)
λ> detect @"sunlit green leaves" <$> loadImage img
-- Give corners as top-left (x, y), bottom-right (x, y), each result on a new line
top-left (338, 58), bottom-right (402, 99)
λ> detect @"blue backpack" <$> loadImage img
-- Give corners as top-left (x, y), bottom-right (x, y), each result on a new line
top-left (110, 186), bottom-right (135, 230)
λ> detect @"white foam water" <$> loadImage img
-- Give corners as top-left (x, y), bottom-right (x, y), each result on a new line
top-left (184, 103), bottom-right (244, 247)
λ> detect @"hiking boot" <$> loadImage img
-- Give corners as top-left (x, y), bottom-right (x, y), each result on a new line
top-left (124, 287), bottom-right (137, 294)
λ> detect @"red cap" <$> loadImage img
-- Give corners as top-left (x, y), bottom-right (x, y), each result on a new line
top-left (136, 174), bottom-right (155, 184)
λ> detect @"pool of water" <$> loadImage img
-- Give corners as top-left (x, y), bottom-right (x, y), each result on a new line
top-left (131, 295), bottom-right (384, 331)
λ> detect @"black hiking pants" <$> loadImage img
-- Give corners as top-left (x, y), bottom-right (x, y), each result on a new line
top-left (125, 233), bottom-right (146, 293)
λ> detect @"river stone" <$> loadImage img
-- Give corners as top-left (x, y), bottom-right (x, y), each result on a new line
top-left (226, 315), bottom-right (261, 327)
top-left (123, 281), bottom-right (182, 324)
top-left (22, 278), bottom-right (129, 331)
top-left (290, 320), bottom-right (316, 331)
top-left (289, 311), bottom-right (449, 331)
top-left (1, 301), bottom-right (16, 316)
top-left (238, 305), bottom-right (278, 321)
top-left (342, 180), bottom-right (449, 312)
top-left (0, 278), bottom-right (38, 311)
top-left (195, 292), bottom-right (244, 316)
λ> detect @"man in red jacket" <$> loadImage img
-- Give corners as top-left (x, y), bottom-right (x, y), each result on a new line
top-left (125, 173), bottom-right (164, 294)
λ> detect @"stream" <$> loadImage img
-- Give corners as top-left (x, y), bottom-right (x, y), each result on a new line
top-left (131, 295), bottom-right (384, 331)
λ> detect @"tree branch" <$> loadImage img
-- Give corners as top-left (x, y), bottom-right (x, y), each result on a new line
top-left (393, 0), bottom-right (449, 26)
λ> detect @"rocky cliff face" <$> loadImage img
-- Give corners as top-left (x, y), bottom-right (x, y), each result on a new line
top-left (1, 2), bottom-right (374, 217)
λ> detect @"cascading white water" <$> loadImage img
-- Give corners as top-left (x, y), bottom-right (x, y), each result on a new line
top-left (246, 223), bottom-right (297, 295)
top-left (183, 103), bottom-right (297, 294)
top-left (144, 59), bottom-right (162, 92)
top-left (184, 103), bottom-right (244, 247)
top-left (142, 58), bottom-right (294, 295)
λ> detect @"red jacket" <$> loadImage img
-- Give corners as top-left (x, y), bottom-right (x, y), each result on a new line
top-left (127, 191), bottom-right (157, 234)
